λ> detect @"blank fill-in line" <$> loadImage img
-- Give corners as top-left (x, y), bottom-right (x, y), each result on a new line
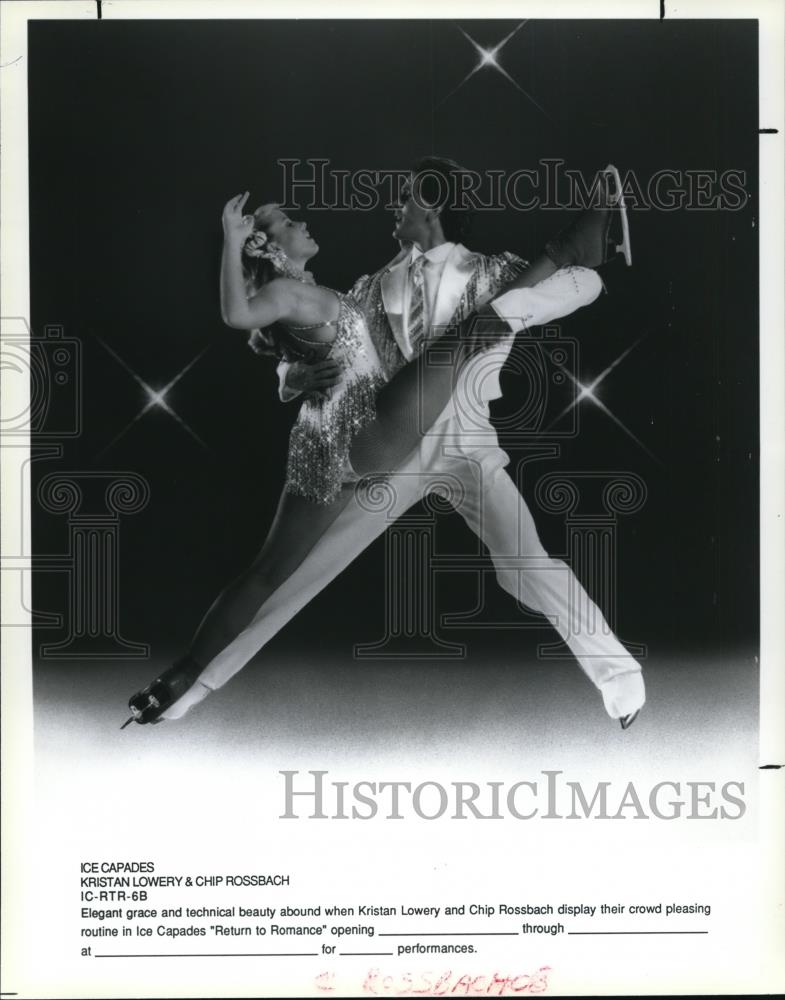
top-left (378, 931), bottom-right (518, 937)
top-left (568, 931), bottom-right (709, 936)
top-left (95, 952), bottom-right (320, 958)
top-left (339, 952), bottom-right (395, 957)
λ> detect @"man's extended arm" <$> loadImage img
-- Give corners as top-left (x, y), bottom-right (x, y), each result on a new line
top-left (276, 358), bottom-right (342, 403)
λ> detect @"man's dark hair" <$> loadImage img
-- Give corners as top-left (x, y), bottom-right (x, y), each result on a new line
top-left (411, 155), bottom-right (474, 244)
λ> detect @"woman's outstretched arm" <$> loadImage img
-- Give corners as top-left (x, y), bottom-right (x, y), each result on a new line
top-left (220, 192), bottom-right (289, 330)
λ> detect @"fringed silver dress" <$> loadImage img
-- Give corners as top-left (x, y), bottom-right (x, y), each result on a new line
top-left (280, 291), bottom-right (386, 505)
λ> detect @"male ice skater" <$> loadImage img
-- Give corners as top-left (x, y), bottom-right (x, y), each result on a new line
top-left (152, 157), bottom-right (645, 728)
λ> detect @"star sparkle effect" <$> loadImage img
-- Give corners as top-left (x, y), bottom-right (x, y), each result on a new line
top-left (545, 335), bottom-right (661, 463)
top-left (439, 21), bottom-right (550, 118)
top-left (96, 338), bottom-right (210, 457)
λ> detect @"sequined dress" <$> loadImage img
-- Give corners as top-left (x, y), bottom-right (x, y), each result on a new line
top-left (281, 291), bottom-right (386, 505)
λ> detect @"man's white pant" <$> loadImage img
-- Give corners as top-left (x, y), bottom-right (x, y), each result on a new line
top-left (165, 418), bottom-right (644, 720)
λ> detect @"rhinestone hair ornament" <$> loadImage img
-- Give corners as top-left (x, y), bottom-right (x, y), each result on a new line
top-left (243, 227), bottom-right (315, 284)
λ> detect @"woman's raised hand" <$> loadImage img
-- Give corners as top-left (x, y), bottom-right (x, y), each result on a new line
top-left (222, 192), bottom-right (255, 243)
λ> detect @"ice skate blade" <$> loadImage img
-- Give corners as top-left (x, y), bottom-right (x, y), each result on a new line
top-left (604, 163), bottom-right (632, 266)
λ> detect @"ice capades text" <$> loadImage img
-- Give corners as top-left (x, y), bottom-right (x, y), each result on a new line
top-left (279, 770), bottom-right (746, 820)
top-left (79, 862), bottom-right (289, 888)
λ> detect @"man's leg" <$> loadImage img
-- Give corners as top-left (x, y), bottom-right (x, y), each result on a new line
top-left (447, 448), bottom-right (644, 720)
top-left (486, 263), bottom-right (603, 335)
top-left (350, 266), bottom-right (604, 477)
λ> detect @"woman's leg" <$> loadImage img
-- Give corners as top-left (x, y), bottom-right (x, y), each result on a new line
top-left (126, 485), bottom-right (353, 724)
top-left (349, 253), bottom-right (559, 476)
top-left (187, 487), bottom-right (353, 666)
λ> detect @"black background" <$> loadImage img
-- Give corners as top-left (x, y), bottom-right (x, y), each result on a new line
top-left (29, 19), bottom-right (758, 663)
